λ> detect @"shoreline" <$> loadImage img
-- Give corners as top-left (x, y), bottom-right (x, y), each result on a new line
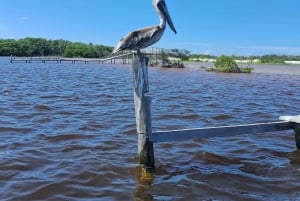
top-left (2, 56), bottom-right (300, 75)
top-left (182, 61), bottom-right (300, 75)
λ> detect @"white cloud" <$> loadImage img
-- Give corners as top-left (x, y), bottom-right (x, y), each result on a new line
top-left (20, 16), bottom-right (30, 21)
top-left (204, 50), bottom-right (213, 55)
top-left (174, 40), bottom-right (300, 55)
top-left (178, 41), bottom-right (212, 48)
top-left (235, 45), bottom-right (300, 55)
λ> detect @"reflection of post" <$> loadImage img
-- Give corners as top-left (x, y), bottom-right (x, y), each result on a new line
top-left (132, 54), bottom-right (155, 169)
top-left (134, 167), bottom-right (154, 200)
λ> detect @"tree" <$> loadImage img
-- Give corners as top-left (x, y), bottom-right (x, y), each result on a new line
top-left (215, 55), bottom-right (240, 72)
top-left (0, 37), bottom-right (113, 58)
top-left (0, 39), bottom-right (19, 56)
top-left (260, 54), bottom-right (285, 64)
top-left (210, 55), bottom-right (253, 73)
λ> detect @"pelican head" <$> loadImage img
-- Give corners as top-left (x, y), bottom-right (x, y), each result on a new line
top-left (154, 0), bottom-right (177, 34)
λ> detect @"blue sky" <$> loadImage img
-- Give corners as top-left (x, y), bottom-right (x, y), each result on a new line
top-left (0, 0), bottom-right (299, 56)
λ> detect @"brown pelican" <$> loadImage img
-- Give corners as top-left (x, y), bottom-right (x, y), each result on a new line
top-left (112, 0), bottom-right (177, 55)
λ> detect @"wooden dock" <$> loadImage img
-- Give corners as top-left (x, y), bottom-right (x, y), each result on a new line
top-left (10, 55), bottom-right (131, 64)
top-left (9, 47), bottom-right (164, 65)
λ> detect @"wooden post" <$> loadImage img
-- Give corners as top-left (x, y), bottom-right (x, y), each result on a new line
top-left (294, 124), bottom-right (300, 149)
top-left (132, 54), bottom-right (155, 169)
top-left (279, 115), bottom-right (300, 149)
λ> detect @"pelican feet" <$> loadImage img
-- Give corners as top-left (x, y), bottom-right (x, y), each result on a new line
top-left (137, 50), bottom-right (149, 65)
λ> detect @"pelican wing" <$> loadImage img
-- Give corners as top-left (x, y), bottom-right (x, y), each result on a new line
top-left (113, 26), bottom-right (160, 53)
top-left (134, 26), bottom-right (160, 48)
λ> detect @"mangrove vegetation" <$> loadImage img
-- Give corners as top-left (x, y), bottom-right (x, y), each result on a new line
top-left (0, 37), bottom-right (113, 58)
top-left (1, 37), bottom-right (300, 66)
top-left (205, 55), bottom-right (253, 73)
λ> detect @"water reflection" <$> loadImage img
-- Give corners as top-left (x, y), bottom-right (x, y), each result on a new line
top-left (134, 167), bottom-right (155, 201)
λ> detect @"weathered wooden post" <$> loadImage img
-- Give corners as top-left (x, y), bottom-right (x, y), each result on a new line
top-left (294, 124), bottom-right (300, 149)
top-left (132, 53), bottom-right (155, 169)
top-left (280, 115), bottom-right (300, 149)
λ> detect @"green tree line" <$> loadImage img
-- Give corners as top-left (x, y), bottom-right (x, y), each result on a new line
top-left (0, 37), bottom-right (113, 58)
top-left (190, 54), bottom-right (300, 63)
top-left (258, 54), bottom-right (300, 63)
top-left (1, 37), bottom-right (299, 63)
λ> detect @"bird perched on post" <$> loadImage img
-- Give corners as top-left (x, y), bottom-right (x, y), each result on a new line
top-left (112, 0), bottom-right (177, 57)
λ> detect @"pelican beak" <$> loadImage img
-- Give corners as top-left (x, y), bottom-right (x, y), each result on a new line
top-left (158, 0), bottom-right (177, 34)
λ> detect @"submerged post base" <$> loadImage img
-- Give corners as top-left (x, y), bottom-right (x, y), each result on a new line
top-left (138, 134), bottom-right (155, 169)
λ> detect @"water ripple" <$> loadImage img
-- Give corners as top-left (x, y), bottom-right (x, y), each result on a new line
top-left (1, 59), bottom-right (300, 200)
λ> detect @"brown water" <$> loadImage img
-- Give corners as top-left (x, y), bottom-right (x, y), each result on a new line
top-left (1, 58), bottom-right (300, 200)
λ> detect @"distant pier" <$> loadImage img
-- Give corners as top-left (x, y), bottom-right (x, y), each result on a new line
top-left (10, 55), bottom-right (131, 64)
top-left (9, 47), bottom-right (165, 65)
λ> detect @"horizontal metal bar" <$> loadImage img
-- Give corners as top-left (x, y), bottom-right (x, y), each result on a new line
top-left (152, 121), bottom-right (294, 143)
top-left (279, 115), bottom-right (300, 123)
